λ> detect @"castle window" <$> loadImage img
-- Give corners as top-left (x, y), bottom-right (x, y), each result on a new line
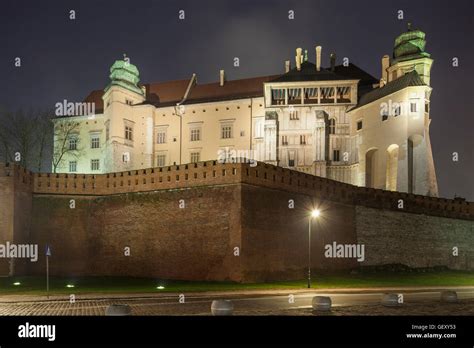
top-left (382, 110), bottom-right (389, 121)
top-left (410, 101), bottom-right (418, 113)
top-left (357, 120), bottom-right (363, 130)
top-left (190, 152), bottom-right (200, 163)
top-left (271, 88), bottom-right (286, 105)
top-left (300, 135), bottom-right (306, 145)
top-left (394, 105), bottom-right (401, 116)
top-left (282, 135), bottom-right (288, 145)
top-left (288, 151), bottom-right (295, 167)
top-left (105, 121), bottom-right (110, 140)
top-left (91, 134), bottom-right (100, 148)
top-left (122, 152), bottom-right (130, 163)
top-left (333, 149), bottom-right (340, 162)
top-left (221, 124), bottom-right (233, 139)
top-left (157, 130), bottom-right (166, 144)
top-left (157, 154), bottom-right (166, 167)
top-left (125, 99), bottom-right (133, 106)
top-left (289, 109), bottom-right (299, 120)
top-left (288, 88), bottom-right (302, 105)
top-left (329, 118), bottom-right (336, 134)
top-left (425, 102), bottom-right (429, 113)
top-left (304, 87), bottom-right (318, 104)
top-left (125, 125), bottom-right (133, 141)
top-left (190, 128), bottom-right (201, 141)
top-left (69, 161), bottom-right (77, 172)
top-left (91, 159), bottom-right (100, 171)
top-left (68, 137), bottom-right (77, 150)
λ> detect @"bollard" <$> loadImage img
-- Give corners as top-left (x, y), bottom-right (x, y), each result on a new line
top-left (211, 300), bottom-right (234, 316)
top-left (312, 296), bottom-right (332, 312)
top-left (381, 293), bottom-right (401, 307)
top-left (440, 291), bottom-right (458, 303)
top-left (105, 304), bottom-right (132, 316)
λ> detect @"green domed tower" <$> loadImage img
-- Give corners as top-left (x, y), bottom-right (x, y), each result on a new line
top-left (104, 59), bottom-right (144, 96)
top-left (387, 23), bottom-right (433, 86)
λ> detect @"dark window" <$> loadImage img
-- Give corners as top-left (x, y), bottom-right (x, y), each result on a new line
top-left (357, 121), bottom-right (363, 130)
top-left (329, 118), bottom-right (336, 134)
top-left (333, 150), bottom-right (340, 162)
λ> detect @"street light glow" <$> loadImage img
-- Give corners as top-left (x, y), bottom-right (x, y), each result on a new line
top-left (156, 286), bottom-right (165, 290)
top-left (66, 284), bottom-right (75, 288)
top-left (13, 282), bottom-right (21, 286)
top-left (311, 209), bottom-right (321, 218)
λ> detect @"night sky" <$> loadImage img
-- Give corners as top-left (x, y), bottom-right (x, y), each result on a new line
top-left (1, 0), bottom-right (472, 200)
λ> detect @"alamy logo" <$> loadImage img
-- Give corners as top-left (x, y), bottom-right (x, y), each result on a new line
top-left (324, 242), bottom-right (365, 262)
top-left (217, 148), bottom-right (257, 167)
top-left (18, 322), bottom-right (56, 341)
top-left (55, 99), bottom-right (95, 117)
top-left (0, 242), bottom-right (38, 262)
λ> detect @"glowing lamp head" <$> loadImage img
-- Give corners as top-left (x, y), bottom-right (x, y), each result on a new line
top-left (311, 209), bottom-right (321, 218)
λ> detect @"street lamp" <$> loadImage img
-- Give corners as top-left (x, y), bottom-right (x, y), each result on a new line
top-left (308, 209), bottom-right (321, 288)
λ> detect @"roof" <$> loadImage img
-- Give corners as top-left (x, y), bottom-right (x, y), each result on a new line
top-left (350, 70), bottom-right (426, 111)
top-left (83, 75), bottom-right (280, 109)
top-left (270, 61), bottom-right (354, 83)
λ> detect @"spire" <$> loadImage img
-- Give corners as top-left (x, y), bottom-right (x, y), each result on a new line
top-left (104, 58), bottom-right (144, 95)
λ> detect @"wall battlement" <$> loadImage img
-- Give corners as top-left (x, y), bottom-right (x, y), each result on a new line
top-left (0, 161), bottom-right (472, 220)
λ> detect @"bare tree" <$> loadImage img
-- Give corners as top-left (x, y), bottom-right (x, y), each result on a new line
top-left (34, 110), bottom-right (54, 172)
top-left (51, 118), bottom-right (81, 173)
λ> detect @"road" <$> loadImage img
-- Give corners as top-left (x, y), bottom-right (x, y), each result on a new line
top-left (0, 287), bottom-right (472, 315)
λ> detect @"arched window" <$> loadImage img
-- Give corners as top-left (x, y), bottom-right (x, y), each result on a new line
top-left (329, 118), bottom-right (336, 134)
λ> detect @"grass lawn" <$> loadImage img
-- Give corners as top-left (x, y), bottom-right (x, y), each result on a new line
top-left (1, 271), bottom-right (473, 295)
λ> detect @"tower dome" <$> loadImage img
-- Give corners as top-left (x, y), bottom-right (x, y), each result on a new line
top-left (104, 59), bottom-right (144, 95)
top-left (393, 23), bottom-right (430, 63)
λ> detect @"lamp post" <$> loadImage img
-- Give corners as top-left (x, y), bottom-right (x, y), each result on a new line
top-left (308, 209), bottom-right (320, 288)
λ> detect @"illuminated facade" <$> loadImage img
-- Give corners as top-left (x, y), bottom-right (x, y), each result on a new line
top-left (53, 26), bottom-right (438, 196)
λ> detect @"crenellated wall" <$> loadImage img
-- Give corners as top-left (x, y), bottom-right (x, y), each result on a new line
top-left (0, 161), bottom-right (472, 281)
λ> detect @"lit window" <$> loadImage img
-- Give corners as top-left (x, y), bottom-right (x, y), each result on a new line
top-left (125, 126), bottom-right (133, 141)
top-left (329, 119), bottom-right (336, 134)
top-left (69, 161), bottom-right (77, 172)
top-left (394, 105), bottom-right (401, 117)
top-left (190, 152), bottom-right (200, 163)
top-left (105, 122), bottom-right (110, 140)
top-left (289, 110), bottom-right (299, 120)
top-left (122, 152), bottom-right (130, 163)
top-left (68, 138), bottom-right (77, 150)
top-left (91, 135), bottom-right (100, 149)
top-left (190, 128), bottom-right (201, 141)
top-left (91, 159), bottom-right (100, 171)
top-left (221, 125), bottom-right (233, 139)
top-left (157, 131), bottom-right (166, 144)
top-left (157, 154), bottom-right (166, 167)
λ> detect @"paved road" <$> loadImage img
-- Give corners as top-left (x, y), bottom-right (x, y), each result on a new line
top-left (0, 288), bottom-right (472, 315)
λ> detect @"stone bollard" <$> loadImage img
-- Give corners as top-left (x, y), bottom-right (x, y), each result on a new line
top-left (105, 304), bottom-right (132, 316)
top-left (211, 300), bottom-right (234, 316)
top-left (381, 293), bottom-right (402, 307)
top-left (312, 296), bottom-right (332, 312)
top-left (440, 291), bottom-right (458, 303)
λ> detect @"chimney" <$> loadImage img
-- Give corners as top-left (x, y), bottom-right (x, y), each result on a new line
top-left (381, 55), bottom-right (390, 86)
top-left (285, 60), bottom-right (291, 73)
top-left (295, 48), bottom-right (302, 71)
top-left (219, 69), bottom-right (225, 87)
top-left (330, 53), bottom-right (336, 72)
top-left (315, 46), bottom-right (322, 72)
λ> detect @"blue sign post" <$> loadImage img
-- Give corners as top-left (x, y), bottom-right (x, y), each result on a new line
top-left (46, 245), bottom-right (51, 296)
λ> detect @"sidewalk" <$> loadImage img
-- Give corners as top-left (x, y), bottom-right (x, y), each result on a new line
top-left (1, 285), bottom-right (473, 303)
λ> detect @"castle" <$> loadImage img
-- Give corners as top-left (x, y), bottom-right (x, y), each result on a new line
top-left (53, 26), bottom-right (438, 197)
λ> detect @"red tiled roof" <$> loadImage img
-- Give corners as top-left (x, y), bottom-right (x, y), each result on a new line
top-left (83, 75), bottom-right (279, 110)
